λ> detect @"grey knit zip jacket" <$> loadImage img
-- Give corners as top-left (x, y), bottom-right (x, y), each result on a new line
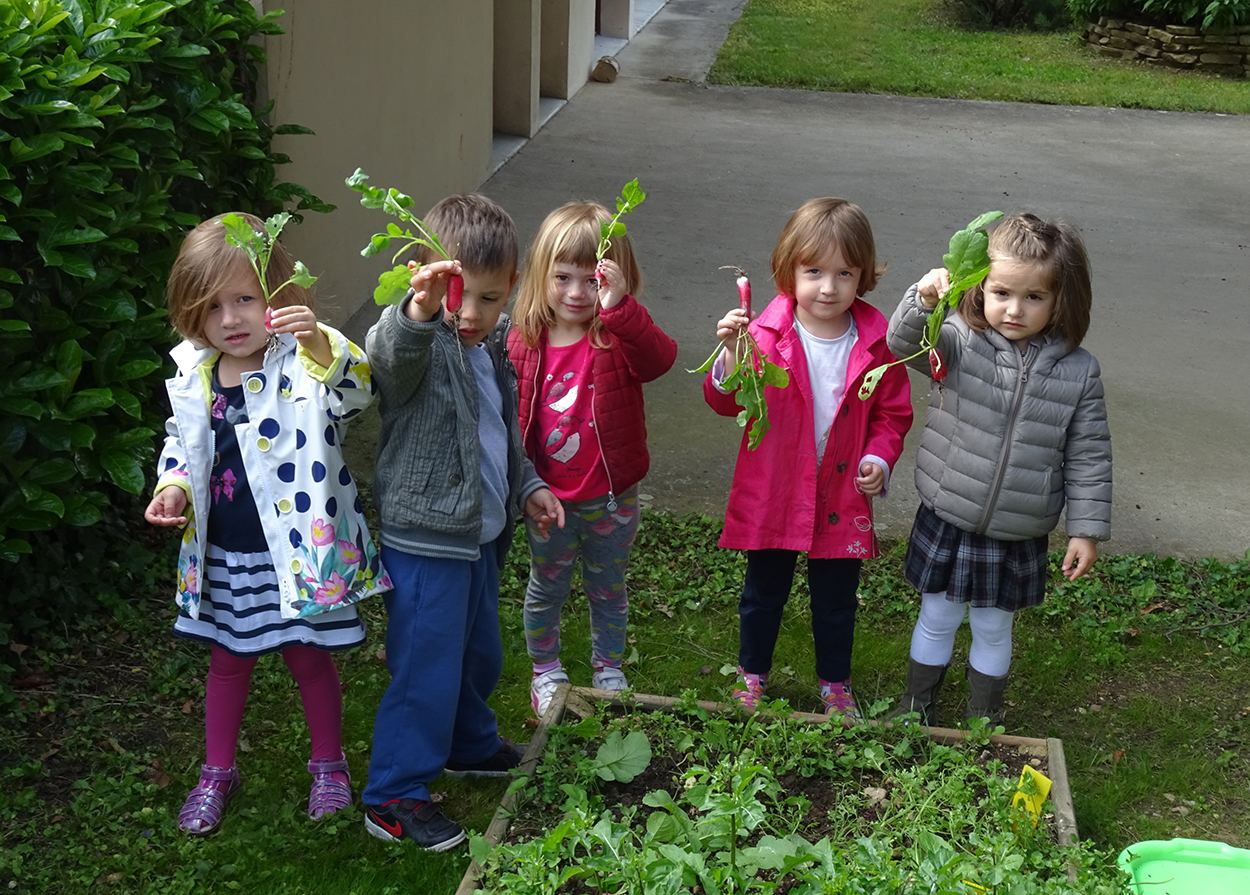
top-left (888, 284), bottom-right (1112, 542)
top-left (366, 299), bottom-right (544, 563)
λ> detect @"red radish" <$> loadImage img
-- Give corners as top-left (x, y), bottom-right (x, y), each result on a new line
top-left (929, 348), bottom-right (947, 381)
top-left (264, 306), bottom-right (273, 331)
top-left (446, 273), bottom-right (464, 313)
top-left (720, 265), bottom-right (751, 317)
top-left (595, 261), bottom-right (607, 285)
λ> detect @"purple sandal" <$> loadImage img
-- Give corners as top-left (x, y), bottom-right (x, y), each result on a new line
top-left (178, 765), bottom-right (241, 836)
top-left (307, 754), bottom-right (351, 820)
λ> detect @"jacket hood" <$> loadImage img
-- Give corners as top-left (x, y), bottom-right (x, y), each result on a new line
top-left (756, 294), bottom-right (889, 345)
top-left (169, 332), bottom-right (298, 375)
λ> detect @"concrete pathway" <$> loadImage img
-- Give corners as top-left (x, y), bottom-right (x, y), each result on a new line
top-left (347, 0), bottom-right (1250, 560)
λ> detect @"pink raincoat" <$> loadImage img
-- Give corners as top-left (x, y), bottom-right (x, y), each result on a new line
top-left (704, 294), bottom-right (912, 559)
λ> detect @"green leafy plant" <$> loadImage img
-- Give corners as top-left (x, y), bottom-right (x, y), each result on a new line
top-left (595, 178), bottom-right (646, 270)
top-left (219, 212), bottom-right (318, 306)
top-left (0, 0), bottom-right (327, 655)
top-left (859, 211), bottom-right (1003, 400)
top-left (691, 268), bottom-right (791, 450)
top-left (344, 169), bottom-right (456, 306)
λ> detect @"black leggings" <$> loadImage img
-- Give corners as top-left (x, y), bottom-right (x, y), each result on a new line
top-left (738, 550), bottom-right (861, 683)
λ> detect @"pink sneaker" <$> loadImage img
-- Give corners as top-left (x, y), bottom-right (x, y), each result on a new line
top-left (820, 678), bottom-right (861, 720)
top-left (732, 667), bottom-right (768, 708)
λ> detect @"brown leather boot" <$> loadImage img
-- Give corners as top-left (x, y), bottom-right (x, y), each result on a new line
top-left (886, 659), bottom-right (948, 725)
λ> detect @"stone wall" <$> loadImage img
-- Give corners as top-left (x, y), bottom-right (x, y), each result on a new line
top-left (1082, 17), bottom-right (1250, 78)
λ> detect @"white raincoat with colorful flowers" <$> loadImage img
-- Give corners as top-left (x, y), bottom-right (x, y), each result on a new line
top-left (154, 325), bottom-right (391, 620)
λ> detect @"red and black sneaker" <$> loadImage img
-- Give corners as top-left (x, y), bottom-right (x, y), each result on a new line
top-left (364, 798), bottom-right (466, 851)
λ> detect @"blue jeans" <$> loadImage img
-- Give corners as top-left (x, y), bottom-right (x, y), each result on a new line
top-left (738, 550), bottom-right (862, 683)
top-left (362, 545), bottom-right (504, 805)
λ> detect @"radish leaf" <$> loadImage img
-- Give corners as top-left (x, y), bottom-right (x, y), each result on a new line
top-left (219, 211), bottom-right (317, 305)
top-left (596, 178), bottom-right (646, 262)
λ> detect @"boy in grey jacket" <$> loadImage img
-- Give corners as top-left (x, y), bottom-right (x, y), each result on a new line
top-left (361, 195), bottom-right (563, 851)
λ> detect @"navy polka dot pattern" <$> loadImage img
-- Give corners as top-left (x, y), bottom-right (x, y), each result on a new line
top-left (326, 496), bottom-right (338, 518)
top-left (259, 418), bottom-right (280, 437)
top-left (312, 462), bottom-right (326, 483)
top-left (164, 457), bottom-right (178, 471)
top-left (339, 465), bottom-right (351, 486)
top-left (278, 463), bottom-right (296, 483)
top-left (296, 430), bottom-right (307, 449)
top-left (289, 529), bottom-right (302, 548)
top-left (296, 491), bottom-right (311, 512)
top-left (324, 424), bottom-right (336, 446)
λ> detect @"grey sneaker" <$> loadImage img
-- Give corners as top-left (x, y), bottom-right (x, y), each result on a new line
top-left (530, 668), bottom-right (569, 719)
top-left (591, 665), bottom-right (629, 691)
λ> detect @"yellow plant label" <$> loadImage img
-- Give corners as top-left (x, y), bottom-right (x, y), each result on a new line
top-left (1012, 765), bottom-right (1052, 826)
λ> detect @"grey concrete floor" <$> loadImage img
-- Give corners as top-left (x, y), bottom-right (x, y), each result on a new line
top-left (344, 0), bottom-right (1250, 560)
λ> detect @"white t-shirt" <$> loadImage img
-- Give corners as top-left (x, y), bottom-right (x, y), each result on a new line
top-left (795, 315), bottom-right (857, 463)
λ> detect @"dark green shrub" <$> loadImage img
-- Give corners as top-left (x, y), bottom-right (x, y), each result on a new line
top-left (0, 0), bottom-right (329, 651)
top-left (954, 0), bottom-right (1074, 29)
top-left (1067, 0), bottom-right (1250, 27)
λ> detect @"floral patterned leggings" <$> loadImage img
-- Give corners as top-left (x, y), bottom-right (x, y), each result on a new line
top-left (523, 487), bottom-right (640, 668)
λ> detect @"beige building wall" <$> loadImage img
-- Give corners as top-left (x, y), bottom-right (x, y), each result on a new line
top-left (260, 1), bottom-right (496, 326)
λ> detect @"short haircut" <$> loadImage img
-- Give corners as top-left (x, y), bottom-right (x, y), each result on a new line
top-left (412, 193), bottom-right (519, 277)
top-left (770, 198), bottom-right (885, 299)
top-left (166, 212), bottom-right (313, 347)
top-left (512, 201), bottom-right (643, 349)
top-left (958, 212), bottom-right (1092, 349)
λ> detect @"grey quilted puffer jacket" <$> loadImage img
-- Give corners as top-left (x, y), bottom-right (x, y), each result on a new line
top-left (888, 284), bottom-right (1112, 542)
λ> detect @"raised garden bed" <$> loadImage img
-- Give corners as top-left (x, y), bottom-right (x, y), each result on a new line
top-left (456, 687), bottom-right (1119, 895)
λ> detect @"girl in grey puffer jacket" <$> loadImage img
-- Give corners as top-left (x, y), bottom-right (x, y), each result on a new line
top-left (886, 213), bottom-right (1111, 729)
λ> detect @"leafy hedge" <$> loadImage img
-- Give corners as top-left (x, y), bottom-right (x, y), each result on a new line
top-left (0, 0), bottom-right (328, 642)
top-left (1068, 0), bottom-right (1250, 28)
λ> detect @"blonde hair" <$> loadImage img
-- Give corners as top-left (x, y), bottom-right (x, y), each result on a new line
top-left (412, 193), bottom-right (519, 275)
top-left (958, 212), bottom-right (1092, 349)
top-left (166, 212), bottom-right (313, 347)
top-left (770, 198), bottom-right (885, 299)
top-left (513, 202), bottom-right (642, 348)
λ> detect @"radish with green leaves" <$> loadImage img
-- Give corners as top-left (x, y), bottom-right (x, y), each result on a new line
top-left (595, 178), bottom-right (646, 284)
top-left (344, 168), bottom-right (461, 310)
top-left (691, 267), bottom-right (789, 450)
top-left (858, 211), bottom-right (1003, 400)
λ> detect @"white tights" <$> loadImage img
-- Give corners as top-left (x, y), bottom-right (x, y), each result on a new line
top-left (909, 592), bottom-right (1015, 677)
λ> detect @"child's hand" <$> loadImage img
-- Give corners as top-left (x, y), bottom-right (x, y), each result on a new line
top-left (715, 308), bottom-right (751, 367)
top-left (525, 489), bottom-right (565, 537)
top-left (1061, 537), bottom-right (1098, 581)
top-left (855, 462), bottom-right (886, 498)
top-left (916, 268), bottom-right (951, 310)
top-left (596, 259), bottom-right (627, 309)
top-left (145, 486), bottom-right (188, 527)
top-left (405, 259), bottom-right (461, 322)
top-left (269, 305), bottom-right (333, 367)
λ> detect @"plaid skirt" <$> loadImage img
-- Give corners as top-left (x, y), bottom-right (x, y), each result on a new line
top-left (903, 504), bottom-right (1050, 611)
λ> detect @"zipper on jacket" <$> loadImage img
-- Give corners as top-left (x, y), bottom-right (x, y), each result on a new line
top-left (586, 382), bottom-right (618, 512)
top-left (975, 348), bottom-right (1037, 535)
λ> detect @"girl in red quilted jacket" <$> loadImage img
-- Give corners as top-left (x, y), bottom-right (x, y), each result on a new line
top-left (508, 202), bottom-right (677, 718)
top-left (704, 198), bottom-right (913, 719)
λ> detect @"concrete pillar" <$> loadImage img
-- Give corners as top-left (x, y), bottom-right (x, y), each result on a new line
top-left (494, 0), bottom-right (542, 137)
top-left (599, 0), bottom-right (634, 39)
top-left (540, 0), bottom-right (595, 100)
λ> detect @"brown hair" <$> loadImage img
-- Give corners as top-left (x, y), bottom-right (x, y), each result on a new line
top-left (166, 212), bottom-right (313, 347)
top-left (513, 202), bottom-right (642, 348)
top-left (770, 198), bottom-right (885, 299)
top-left (958, 213), bottom-right (1092, 349)
top-left (412, 193), bottom-right (519, 277)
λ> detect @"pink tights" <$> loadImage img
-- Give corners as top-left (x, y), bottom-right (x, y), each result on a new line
top-left (204, 644), bottom-right (345, 782)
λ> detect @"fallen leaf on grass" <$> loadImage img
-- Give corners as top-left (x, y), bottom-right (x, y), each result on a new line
top-left (14, 669), bottom-right (51, 689)
top-left (9, 642), bottom-right (28, 657)
top-left (430, 791), bottom-right (446, 803)
top-left (1139, 603), bottom-right (1164, 615)
top-left (375, 649), bottom-right (387, 662)
top-left (181, 700), bottom-right (194, 714)
top-left (698, 665), bottom-right (712, 676)
top-left (1113, 749), bottom-right (1125, 764)
top-left (106, 737), bottom-right (126, 755)
top-left (655, 604), bottom-right (675, 618)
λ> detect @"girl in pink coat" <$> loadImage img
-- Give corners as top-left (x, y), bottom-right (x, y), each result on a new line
top-left (704, 198), bottom-right (912, 718)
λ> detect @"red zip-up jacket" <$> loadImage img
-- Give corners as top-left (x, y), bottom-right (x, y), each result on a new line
top-left (509, 294), bottom-right (677, 502)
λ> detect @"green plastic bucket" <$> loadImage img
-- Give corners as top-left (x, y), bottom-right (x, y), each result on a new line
top-left (1119, 838), bottom-right (1250, 894)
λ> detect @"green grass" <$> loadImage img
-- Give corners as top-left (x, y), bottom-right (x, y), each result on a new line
top-left (707, 0), bottom-right (1250, 114)
top-left (4, 512), bottom-right (1250, 892)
